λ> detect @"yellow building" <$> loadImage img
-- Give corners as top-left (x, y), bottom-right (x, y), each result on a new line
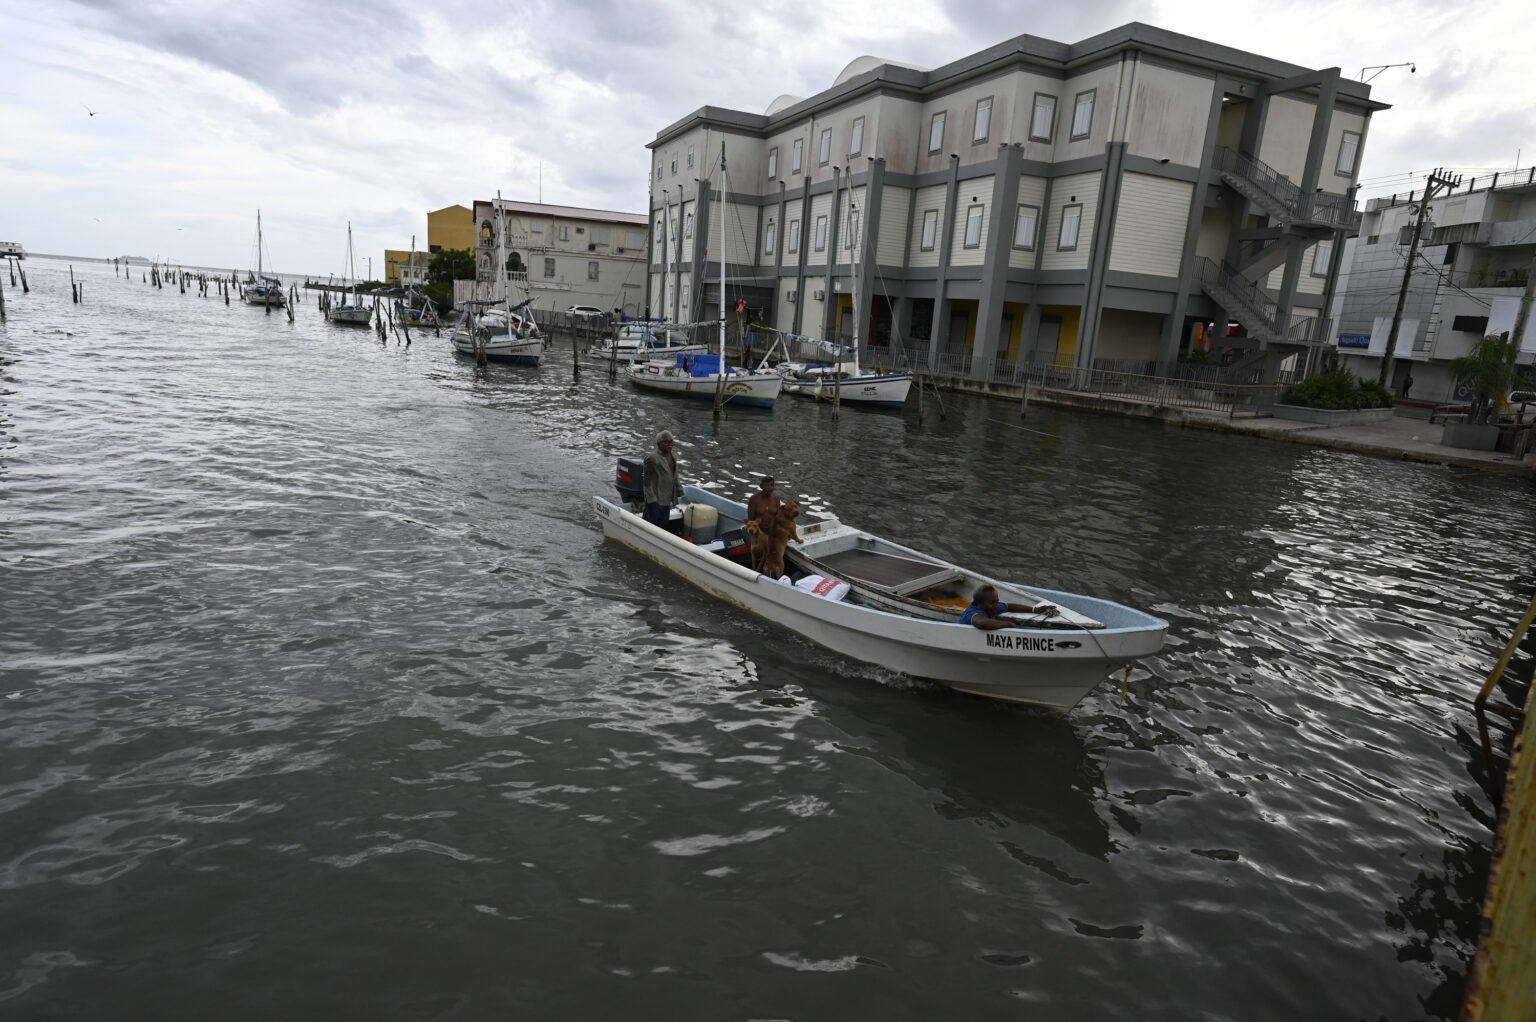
top-left (427, 205), bottom-right (475, 255)
top-left (382, 250), bottom-right (431, 286)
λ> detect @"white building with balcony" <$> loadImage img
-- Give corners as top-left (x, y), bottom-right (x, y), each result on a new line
top-left (1333, 172), bottom-right (1536, 400)
top-left (467, 199), bottom-right (649, 316)
top-left (645, 23), bottom-right (1387, 381)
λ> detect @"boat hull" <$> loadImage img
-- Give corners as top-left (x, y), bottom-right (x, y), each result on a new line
top-left (243, 287), bottom-right (286, 307)
top-left (781, 372), bottom-right (913, 408)
top-left (594, 489), bottom-right (1166, 711)
top-left (451, 331), bottom-right (543, 365)
top-left (625, 363), bottom-right (782, 407)
top-left (326, 306), bottom-right (372, 326)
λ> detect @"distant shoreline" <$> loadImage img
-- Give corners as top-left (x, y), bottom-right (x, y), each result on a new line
top-left (28, 252), bottom-right (317, 278)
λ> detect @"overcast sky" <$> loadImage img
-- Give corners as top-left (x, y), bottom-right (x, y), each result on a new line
top-left (4, 0), bottom-right (1531, 276)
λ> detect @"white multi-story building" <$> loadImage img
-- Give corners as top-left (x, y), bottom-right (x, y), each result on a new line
top-left (468, 199), bottom-right (649, 316)
top-left (1333, 173), bottom-right (1536, 399)
top-left (646, 23), bottom-right (1386, 379)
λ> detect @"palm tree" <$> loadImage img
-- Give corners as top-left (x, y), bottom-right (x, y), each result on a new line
top-left (1449, 334), bottom-right (1519, 424)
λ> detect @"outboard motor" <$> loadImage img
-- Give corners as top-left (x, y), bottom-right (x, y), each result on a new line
top-left (615, 457), bottom-right (645, 504)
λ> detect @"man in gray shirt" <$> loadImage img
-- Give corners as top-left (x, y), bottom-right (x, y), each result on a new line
top-left (641, 431), bottom-right (683, 528)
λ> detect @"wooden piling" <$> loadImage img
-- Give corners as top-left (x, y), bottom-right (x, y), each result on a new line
top-left (70, 264), bottom-right (77, 303)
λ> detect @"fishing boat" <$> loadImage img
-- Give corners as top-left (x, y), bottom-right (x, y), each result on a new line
top-left (775, 353), bottom-right (914, 409)
top-left (0, 242), bottom-right (26, 260)
top-left (594, 469), bottom-right (1167, 712)
top-left (324, 222), bottom-right (372, 326)
top-left (450, 193), bottom-right (542, 364)
top-left (625, 144), bottom-right (781, 407)
top-left (394, 290), bottom-right (440, 328)
top-left (242, 209), bottom-right (286, 308)
top-left (590, 320), bottom-right (707, 364)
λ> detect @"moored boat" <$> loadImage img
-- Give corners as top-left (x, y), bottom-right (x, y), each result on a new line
top-left (324, 222), bottom-right (372, 326)
top-left (590, 321), bottom-right (707, 364)
top-left (594, 470), bottom-right (1167, 711)
top-left (242, 210), bottom-right (286, 308)
top-left (626, 353), bottom-right (782, 407)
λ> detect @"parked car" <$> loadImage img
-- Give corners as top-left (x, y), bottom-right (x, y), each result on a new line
top-left (1499, 388), bottom-right (1535, 424)
top-left (567, 305), bottom-right (607, 322)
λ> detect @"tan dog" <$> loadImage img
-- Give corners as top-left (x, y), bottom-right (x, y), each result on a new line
top-left (742, 518), bottom-right (767, 571)
top-left (758, 500), bottom-right (801, 579)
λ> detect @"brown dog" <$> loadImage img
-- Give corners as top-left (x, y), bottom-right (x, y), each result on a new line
top-left (758, 500), bottom-right (800, 579)
top-left (743, 518), bottom-right (767, 570)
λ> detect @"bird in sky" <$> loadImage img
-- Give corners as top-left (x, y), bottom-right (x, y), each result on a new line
top-left (83, 104), bottom-right (100, 116)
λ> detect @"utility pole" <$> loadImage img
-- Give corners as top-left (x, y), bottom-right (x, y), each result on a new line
top-left (1509, 249), bottom-right (1536, 351)
top-left (1381, 168), bottom-right (1461, 386)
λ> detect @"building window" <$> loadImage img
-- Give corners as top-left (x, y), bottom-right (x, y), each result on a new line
top-left (768, 147), bottom-right (778, 179)
top-left (670, 154), bottom-right (677, 174)
top-left (1311, 241), bottom-right (1332, 277)
top-left (1030, 93), bottom-right (1056, 142)
top-left (544, 257), bottom-right (556, 278)
top-left (963, 205), bottom-right (983, 248)
top-left (819, 127), bottom-right (832, 166)
top-left (1337, 131), bottom-right (1361, 175)
top-left (559, 224), bottom-right (570, 241)
top-left (1366, 234), bottom-right (1379, 245)
top-left (792, 138), bottom-right (804, 174)
top-left (1058, 204), bottom-right (1082, 250)
top-left (920, 209), bottom-right (938, 251)
top-left (788, 218), bottom-right (800, 254)
top-left (685, 213), bottom-right (693, 239)
top-left (1013, 204), bottom-right (1039, 250)
top-left (928, 111), bottom-right (946, 153)
top-left (765, 221), bottom-right (776, 255)
top-left (850, 116), bottom-right (865, 156)
top-left (846, 209), bottom-right (860, 248)
top-left (656, 164), bottom-right (662, 181)
top-left (588, 261), bottom-right (600, 280)
top-left (1070, 90), bottom-right (1095, 141)
top-left (687, 144), bottom-right (695, 169)
top-left (973, 97), bottom-right (992, 144)
top-left (814, 214), bottom-right (827, 252)
top-left (681, 284), bottom-right (689, 309)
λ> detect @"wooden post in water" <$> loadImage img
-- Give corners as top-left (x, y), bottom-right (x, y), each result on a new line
top-left (0, 269), bottom-right (6, 321)
top-left (18, 266), bottom-right (26, 293)
top-left (70, 264), bottom-right (78, 303)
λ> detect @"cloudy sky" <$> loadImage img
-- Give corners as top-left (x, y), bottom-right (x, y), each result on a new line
top-left (4, 0), bottom-right (1531, 276)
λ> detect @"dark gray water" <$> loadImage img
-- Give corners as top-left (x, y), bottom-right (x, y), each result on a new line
top-left (3, 258), bottom-right (1533, 1020)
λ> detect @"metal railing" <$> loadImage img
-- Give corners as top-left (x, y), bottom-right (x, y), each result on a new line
top-left (1193, 257), bottom-right (1280, 335)
top-left (1212, 146), bottom-right (1361, 230)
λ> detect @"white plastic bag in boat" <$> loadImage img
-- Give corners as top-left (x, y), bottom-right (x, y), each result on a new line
top-left (793, 574), bottom-right (851, 601)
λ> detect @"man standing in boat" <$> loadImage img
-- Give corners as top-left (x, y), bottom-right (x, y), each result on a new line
top-left (746, 476), bottom-right (780, 535)
top-left (642, 431), bottom-right (683, 529)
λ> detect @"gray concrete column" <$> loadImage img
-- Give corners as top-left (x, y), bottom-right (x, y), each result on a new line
top-left (1075, 141), bottom-right (1128, 371)
top-left (971, 144), bottom-right (1025, 377)
top-left (930, 154), bottom-right (962, 365)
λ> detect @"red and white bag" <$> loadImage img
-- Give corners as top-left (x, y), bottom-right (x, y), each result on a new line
top-left (793, 574), bottom-right (851, 601)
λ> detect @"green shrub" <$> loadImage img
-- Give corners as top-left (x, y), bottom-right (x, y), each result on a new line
top-left (1283, 368), bottom-right (1394, 410)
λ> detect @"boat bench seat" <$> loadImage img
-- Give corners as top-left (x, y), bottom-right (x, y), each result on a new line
top-left (810, 548), bottom-right (961, 598)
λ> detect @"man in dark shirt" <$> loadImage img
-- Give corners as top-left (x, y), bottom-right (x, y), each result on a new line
top-left (641, 431), bottom-right (683, 528)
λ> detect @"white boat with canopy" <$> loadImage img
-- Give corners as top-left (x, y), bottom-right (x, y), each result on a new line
top-left (590, 320), bottom-right (707, 364)
top-left (594, 470), bottom-right (1167, 711)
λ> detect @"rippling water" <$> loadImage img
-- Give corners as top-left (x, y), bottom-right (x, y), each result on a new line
top-left (2, 258), bottom-right (1533, 1019)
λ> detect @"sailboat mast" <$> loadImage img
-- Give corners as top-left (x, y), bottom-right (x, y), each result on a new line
top-left (256, 209), bottom-right (262, 278)
top-left (718, 143), bottom-right (726, 364)
top-left (496, 191), bottom-right (507, 308)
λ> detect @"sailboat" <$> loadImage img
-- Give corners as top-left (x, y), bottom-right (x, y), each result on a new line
top-left (242, 209), bottom-right (286, 307)
top-left (772, 186), bottom-right (912, 409)
top-left (394, 235), bottom-right (439, 327)
top-left (625, 144), bottom-right (782, 407)
top-left (325, 221), bottom-right (372, 326)
top-left (450, 193), bottom-right (542, 364)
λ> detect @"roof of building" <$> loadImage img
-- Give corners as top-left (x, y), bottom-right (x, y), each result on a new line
top-left (471, 198), bottom-right (646, 227)
top-left (651, 21), bottom-right (1390, 146)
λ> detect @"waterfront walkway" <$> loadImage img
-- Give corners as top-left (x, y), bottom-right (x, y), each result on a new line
top-left (1016, 386), bottom-right (1535, 476)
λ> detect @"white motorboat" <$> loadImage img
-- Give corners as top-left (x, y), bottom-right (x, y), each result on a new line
top-left (0, 242), bottom-right (27, 260)
top-left (325, 222), bottom-right (372, 327)
top-left (594, 470), bottom-right (1167, 711)
top-left (590, 322), bottom-right (707, 364)
top-left (242, 209), bottom-right (286, 308)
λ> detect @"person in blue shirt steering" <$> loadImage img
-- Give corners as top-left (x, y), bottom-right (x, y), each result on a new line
top-left (959, 584), bottom-right (1030, 630)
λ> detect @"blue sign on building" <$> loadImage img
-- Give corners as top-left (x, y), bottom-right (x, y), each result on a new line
top-left (1337, 333), bottom-right (1371, 349)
